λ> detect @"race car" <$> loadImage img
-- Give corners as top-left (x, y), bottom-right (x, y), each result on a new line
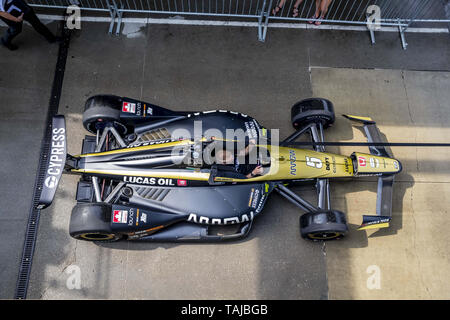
top-left (39, 95), bottom-right (402, 242)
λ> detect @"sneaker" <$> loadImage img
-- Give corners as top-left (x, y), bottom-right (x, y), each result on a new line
top-left (1, 38), bottom-right (18, 51)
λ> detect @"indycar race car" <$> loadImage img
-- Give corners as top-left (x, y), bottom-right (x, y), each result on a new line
top-left (39, 95), bottom-right (402, 242)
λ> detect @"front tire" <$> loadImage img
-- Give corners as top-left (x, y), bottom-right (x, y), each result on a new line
top-left (300, 210), bottom-right (348, 241)
top-left (69, 203), bottom-right (122, 242)
top-left (291, 98), bottom-right (335, 130)
top-left (82, 95), bottom-right (127, 135)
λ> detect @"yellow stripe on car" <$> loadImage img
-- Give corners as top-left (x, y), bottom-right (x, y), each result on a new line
top-left (71, 168), bottom-right (211, 181)
top-left (76, 140), bottom-right (194, 158)
top-left (344, 115), bottom-right (374, 123)
top-left (357, 222), bottom-right (390, 231)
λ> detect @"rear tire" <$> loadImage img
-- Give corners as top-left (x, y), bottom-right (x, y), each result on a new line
top-left (82, 95), bottom-right (127, 135)
top-left (291, 98), bottom-right (335, 130)
top-left (69, 203), bottom-right (122, 242)
top-left (300, 210), bottom-right (348, 241)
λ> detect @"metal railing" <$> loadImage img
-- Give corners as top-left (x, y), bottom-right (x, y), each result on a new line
top-left (265, 0), bottom-right (449, 48)
top-left (28, 0), bottom-right (450, 48)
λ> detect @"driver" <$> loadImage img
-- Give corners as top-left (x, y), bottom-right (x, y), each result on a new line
top-left (215, 139), bottom-right (264, 179)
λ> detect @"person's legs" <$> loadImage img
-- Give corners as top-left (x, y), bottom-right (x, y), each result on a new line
top-left (320, 0), bottom-right (332, 17)
top-left (9, 0), bottom-right (56, 42)
top-left (272, 0), bottom-right (286, 15)
top-left (314, 0), bottom-right (321, 18)
top-left (0, 16), bottom-right (22, 50)
top-left (292, 0), bottom-right (304, 17)
top-left (308, 0), bottom-right (320, 23)
top-left (315, 0), bottom-right (332, 25)
top-left (23, 7), bottom-right (56, 42)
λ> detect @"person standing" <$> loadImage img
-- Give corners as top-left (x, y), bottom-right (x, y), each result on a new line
top-left (310, 0), bottom-right (333, 25)
top-left (0, 0), bottom-right (58, 50)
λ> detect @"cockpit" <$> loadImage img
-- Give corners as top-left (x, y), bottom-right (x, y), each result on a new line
top-left (185, 139), bottom-right (271, 179)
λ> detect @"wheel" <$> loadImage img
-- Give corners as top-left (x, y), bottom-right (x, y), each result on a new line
top-left (291, 98), bottom-right (335, 130)
top-left (299, 210), bottom-right (348, 241)
top-left (82, 95), bottom-right (127, 135)
top-left (69, 203), bottom-right (122, 242)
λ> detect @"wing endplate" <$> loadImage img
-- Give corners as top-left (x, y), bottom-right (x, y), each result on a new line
top-left (38, 115), bottom-right (67, 209)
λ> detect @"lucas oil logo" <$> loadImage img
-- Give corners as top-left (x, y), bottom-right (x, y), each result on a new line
top-left (123, 176), bottom-right (175, 186)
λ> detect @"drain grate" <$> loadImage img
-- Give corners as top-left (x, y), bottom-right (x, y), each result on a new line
top-left (14, 25), bottom-right (71, 300)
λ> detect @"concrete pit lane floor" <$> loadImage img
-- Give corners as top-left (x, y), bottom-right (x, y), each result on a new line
top-left (1, 20), bottom-right (449, 299)
top-left (0, 22), bottom-right (60, 298)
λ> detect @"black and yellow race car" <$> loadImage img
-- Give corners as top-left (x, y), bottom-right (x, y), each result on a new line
top-left (39, 95), bottom-right (401, 242)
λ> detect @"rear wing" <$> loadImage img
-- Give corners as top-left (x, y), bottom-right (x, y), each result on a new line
top-left (37, 115), bottom-right (66, 209)
top-left (344, 115), bottom-right (397, 231)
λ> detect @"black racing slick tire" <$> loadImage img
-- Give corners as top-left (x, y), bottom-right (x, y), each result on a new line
top-left (291, 98), bottom-right (335, 130)
top-left (82, 95), bottom-right (127, 135)
top-left (300, 210), bottom-right (348, 241)
top-left (69, 203), bottom-right (122, 242)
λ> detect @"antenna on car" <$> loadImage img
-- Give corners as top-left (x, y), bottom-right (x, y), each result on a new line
top-left (286, 141), bottom-right (450, 148)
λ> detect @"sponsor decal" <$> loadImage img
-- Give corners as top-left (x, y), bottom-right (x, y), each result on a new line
top-left (370, 157), bottom-right (380, 168)
top-left (358, 156), bottom-right (367, 167)
top-left (127, 139), bottom-right (172, 148)
top-left (325, 157), bottom-right (331, 171)
top-left (123, 101), bottom-right (149, 117)
top-left (244, 121), bottom-right (258, 139)
top-left (357, 173), bottom-right (383, 177)
top-left (145, 105), bottom-right (153, 116)
top-left (128, 208), bottom-right (134, 226)
top-left (250, 189), bottom-right (260, 209)
top-left (177, 179), bottom-right (187, 187)
top-left (187, 212), bottom-right (255, 225)
top-left (44, 176), bottom-right (58, 188)
top-left (45, 127), bottom-right (66, 188)
top-left (140, 212), bottom-right (147, 223)
top-left (128, 225), bottom-right (164, 237)
top-left (113, 210), bottom-right (128, 224)
top-left (123, 176), bottom-right (175, 186)
top-left (344, 158), bottom-right (350, 173)
top-left (248, 188), bottom-right (255, 207)
top-left (122, 101), bottom-right (136, 113)
top-left (255, 194), bottom-right (266, 213)
top-left (128, 225), bottom-right (164, 239)
top-left (215, 177), bottom-right (234, 182)
top-left (332, 156), bottom-right (337, 173)
top-left (289, 150), bottom-right (297, 175)
top-left (362, 218), bottom-right (390, 226)
top-left (393, 161), bottom-right (399, 170)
